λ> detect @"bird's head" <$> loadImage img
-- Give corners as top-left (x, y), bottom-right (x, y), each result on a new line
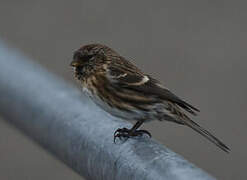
top-left (70, 44), bottom-right (117, 80)
top-left (71, 44), bottom-right (105, 67)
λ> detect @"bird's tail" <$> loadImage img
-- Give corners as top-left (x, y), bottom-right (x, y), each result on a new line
top-left (184, 118), bottom-right (230, 153)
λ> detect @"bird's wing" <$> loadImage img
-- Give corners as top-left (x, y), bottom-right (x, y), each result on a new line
top-left (107, 59), bottom-right (199, 115)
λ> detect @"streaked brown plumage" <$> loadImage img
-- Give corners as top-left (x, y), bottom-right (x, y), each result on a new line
top-left (70, 44), bottom-right (230, 153)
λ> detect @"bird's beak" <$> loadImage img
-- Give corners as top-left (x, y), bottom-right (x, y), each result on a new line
top-left (70, 59), bottom-right (80, 67)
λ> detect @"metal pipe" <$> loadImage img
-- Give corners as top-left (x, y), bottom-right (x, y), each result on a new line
top-left (0, 42), bottom-right (216, 180)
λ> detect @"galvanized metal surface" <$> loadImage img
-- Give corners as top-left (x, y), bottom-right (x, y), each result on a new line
top-left (0, 42), bottom-right (216, 180)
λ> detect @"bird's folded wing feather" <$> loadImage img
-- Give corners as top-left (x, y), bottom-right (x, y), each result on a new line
top-left (107, 59), bottom-right (199, 115)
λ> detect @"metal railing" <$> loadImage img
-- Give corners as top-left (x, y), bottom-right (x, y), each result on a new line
top-left (0, 42), bottom-right (216, 180)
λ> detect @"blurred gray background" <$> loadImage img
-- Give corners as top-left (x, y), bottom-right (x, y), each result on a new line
top-left (0, 0), bottom-right (246, 180)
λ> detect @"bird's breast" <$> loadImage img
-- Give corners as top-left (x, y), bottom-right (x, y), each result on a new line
top-left (81, 76), bottom-right (143, 121)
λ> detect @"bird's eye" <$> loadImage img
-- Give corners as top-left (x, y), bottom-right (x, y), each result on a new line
top-left (73, 52), bottom-right (93, 61)
top-left (83, 55), bottom-right (94, 61)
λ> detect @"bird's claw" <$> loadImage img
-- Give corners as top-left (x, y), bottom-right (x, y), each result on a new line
top-left (114, 128), bottom-right (151, 143)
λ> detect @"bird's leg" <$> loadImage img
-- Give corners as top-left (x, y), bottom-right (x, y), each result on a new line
top-left (114, 121), bottom-right (151, 142)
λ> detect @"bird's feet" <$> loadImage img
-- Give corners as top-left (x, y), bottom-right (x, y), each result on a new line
top-left (114, 127), bottom-right (151, 143)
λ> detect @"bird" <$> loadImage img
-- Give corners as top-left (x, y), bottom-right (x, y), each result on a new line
top-left (70, 43), bottom-right (230, 153)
